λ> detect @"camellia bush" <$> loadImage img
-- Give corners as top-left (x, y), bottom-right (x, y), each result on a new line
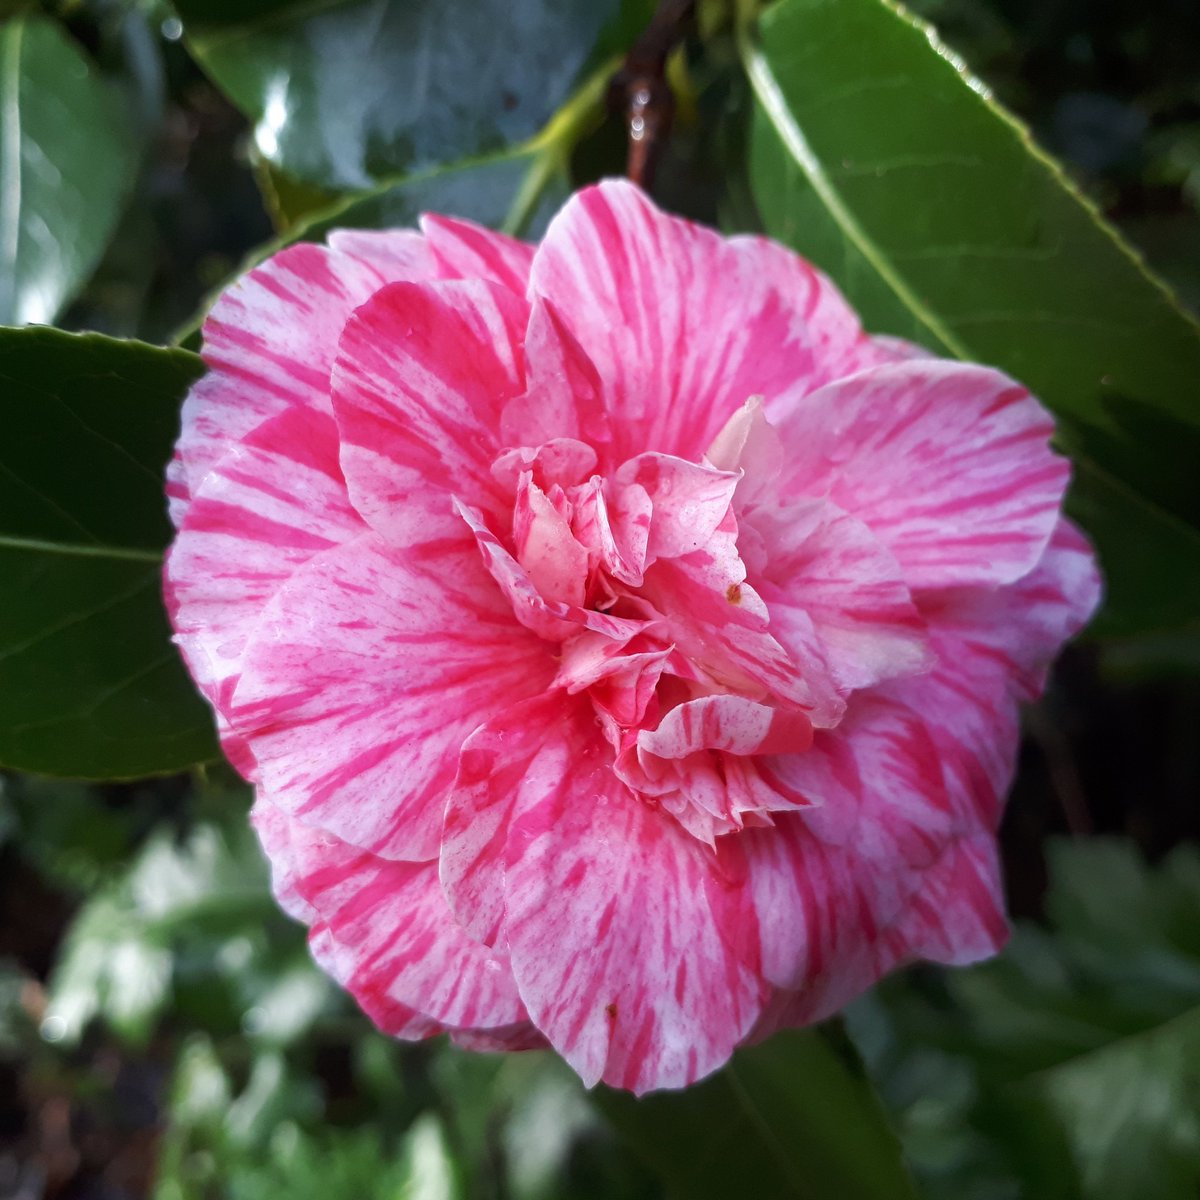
top-left (2, 0), bottom-right (1199, 1197)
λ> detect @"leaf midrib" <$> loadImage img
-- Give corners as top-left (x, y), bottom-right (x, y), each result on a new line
top-left (0, 533), bottom-right (162, 564)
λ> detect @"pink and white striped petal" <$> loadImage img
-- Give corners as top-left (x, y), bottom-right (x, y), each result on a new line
top-left (639, 694), bottom-right (813, 760)
top-left (250, 797), bottom-right (318, 924)
top-left (272, 809), bottom-right (528, 1031)
top-left (640, 514), bottom-right (844, 724)
top-left (440, 692), bottom-right (580, 947)
top-left (750, 829), bottom-right (1008, 1043)
top-left (528, 179), bottom-right (877, 466)
top-left (327, 228), bottom-right (436, 277)
top-left (230, 527), bottom-right (555, 862)
top-left (704, 397), bottom-right (785, 513)
top-left (881, 520), bottom-right (1101, 827)
top-left (496, 704), bottom-right (769, 1092)
top-left (182, 244), bottom-right (399, 496)
top-left (745, 698), bottom-right (957, 994)
top-left (456, 500), bottom-right (646, 644)
top-left (615, 453), bottom-right (741, 564)
top-left (333, 279), bottom-right (529, 539)
top-left (491, 438), bottom-right (598, 492)
top-left (165, 406), bottom-right (364, 728)
top-left (310, 923), bottom-right (444, 1041)
top-left (501, 299), bottom-right (613, 452)
top-left (419, 213), bottom-right (535, 294)
top-left (771, 360), bottom-right (1070, 589)
top-left (450, 1025), bottom-right (547, 1052)
top-left (752, 498), bottom-right (930, 693)
top-left (918, 518), bottom-right (1101, 700)
top-left (882, 833), bottom-right (1008, 966)
top-left (512, 475), bottom-right (589, 607)
top-left (165, 452), bottom-right (191, 528)
top-left (555, 631), bottom-right (671, 728)
top-left (569, 475), bottom-right (652, 587)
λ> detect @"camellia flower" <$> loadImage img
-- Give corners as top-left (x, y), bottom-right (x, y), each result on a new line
top-left (165, 180), bottom-right (1100, 1093)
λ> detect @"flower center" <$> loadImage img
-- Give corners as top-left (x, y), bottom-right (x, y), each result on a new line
top-left (455, 401), bottom-right (840, 844)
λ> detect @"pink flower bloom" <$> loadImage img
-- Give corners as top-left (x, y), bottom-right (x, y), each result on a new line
top-left (165, 180), bottom-right (1100, 1093)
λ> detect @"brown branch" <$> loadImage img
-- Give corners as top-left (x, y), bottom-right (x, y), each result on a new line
top-left (608, 0), bottom-right (697, 190)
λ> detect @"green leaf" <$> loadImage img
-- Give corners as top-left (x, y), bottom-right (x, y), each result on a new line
top-left (595, 1026), bottom-right (918, 1200)
top-left (741, 0), bottom-right (1200, 636)
top-left (1035, 1005), bottom-right (1200, 1200)
top-left (0, 326), bottom-right (217, 777)
top-left (3, 773), bottom-right (150, 892)
top-left (43, 890), bottom-right (174, 1045)
top-left (0, 15), bottom-right (139, 325)
top-left (175, 0), bottom-right (620, 191)
top-left (853, 838), bottom-right (1200, 1199)
top-left (42, 817), bottom-right (280, 1045)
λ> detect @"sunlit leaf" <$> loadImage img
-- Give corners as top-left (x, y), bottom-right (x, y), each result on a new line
top-left (175, 0), bottom-right (620, 191)
top-left (0, 16), bottom-right (138, 325)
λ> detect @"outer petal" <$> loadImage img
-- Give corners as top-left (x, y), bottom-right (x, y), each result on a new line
top-left (333, 279), bottom-right (529, 539)
top-left (882, 833), bottom-right (1008, 966)
top-left (918, 518), bottom-right (1101, 701)
top-left (230, 527), bottom-right (555, 862)
top-left (440, 693), bottom-right (577, 947)
top-left (445, 695), bottom-right (769, 1090)
top-left (270, 808), bottom-right (527, 1031)
top-left (166, 407), bottom-right (363, 716)
top-left (419, 213), bottom-right (535, 294)
top-left (528, 179), bottom-right (875, 466)
top-left (310, 924), bottom-right (443, 1041)
top-left (165, 452), bottom-right (191, 528)
top-left (327, 228), bottom-right (436, 277)
top-left (771, 360), bottom-right (1070, 589)
top-left (250, 796), bottom-right (318, 923)
top-left (745, 699), bottom-right (958, 995)
top-left (181, 244), bottom-right (399, 499)
top-left (450, 1025), bottom-right (547, 1052)
top-left (165, 407), bottom-right (364, 775)
top-left (751, 833), bottom-right (1007, 1043)
top-left (479, 702), bottom-right (768, 1092)
top-left (882, 519), bottom-right (1101, 827)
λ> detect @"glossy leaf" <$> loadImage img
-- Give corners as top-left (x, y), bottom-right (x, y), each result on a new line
top-left (0, 16), bottom-right (138, 325)
top-left (0, 327), bottom-right (216, 777)
top-left (742, 0), bottom-right (1200, 636)
top-left (175, 0), bottom-right (620, 191)
top-left (596, 1026), bottom-right (918, 1200)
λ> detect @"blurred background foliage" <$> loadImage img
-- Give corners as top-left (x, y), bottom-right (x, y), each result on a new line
top-left (1, 0), bottom-right (1199, 1196)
